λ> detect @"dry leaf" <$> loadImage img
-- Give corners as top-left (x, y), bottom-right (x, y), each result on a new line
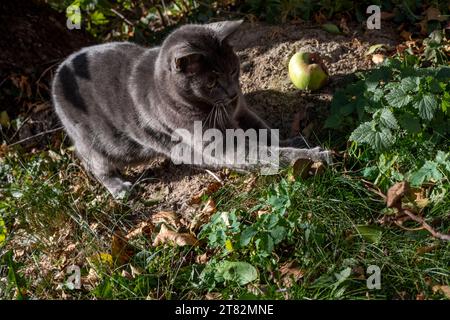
top-left (291, 158), bottom-right (314, 180)
top-left (408, 187), bottom-right (429, 209)
top-left (190, 198), bottom-right (217, 231)
top-left (339, 17), bottom-right (350, 34)
top-left (400, 30), bottom-right (412, 41)
top-left (416, 244), bottom-right (438, 254)
top-left (243, 175), bottom-right (258, 192)
top-left (151, 211), bottom-right (180, 229)
top-left (279, 261), bottom-right (304, 288)
top-left (372, 53), bottom-right (385, 64)
top-left (432, 285), bottom-right (450, 299)
top-left (386, 181), bottom-right (409, 208)
top-left (153, 224), bottom-right (198, 246)
top-left (126, 221), bottom-right (154, 239)
top-left (190, 181), bottom-right (222, 204)
top-left (195, 253), bottom-right (208, 264)
top-left (310, 161), bottom-right (325, 175)
top-left (426, 7), bottom-right (446, 22)
top-left (205, 292), bottom-right (222, 300)
top-left (111, 230), bottom-right (134, 266)
top-left (380, 11), bottom-right (395, 20)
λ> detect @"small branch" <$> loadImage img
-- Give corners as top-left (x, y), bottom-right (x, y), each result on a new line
top-left (402, 209), bottom-right (450, 241)
top-left (8, 127), bottom-right (63, 147)
top-left (205, 169), bottom-right (223, 184)
top-left (110, 8), bottom-right (134, 26)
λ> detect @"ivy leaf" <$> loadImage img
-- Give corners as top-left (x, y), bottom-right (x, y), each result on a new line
top-left (379, 108), bottom-right (399, 129)
top-left (415, 94), bottom-right (438, 120)
top-left (385, 87), bottom-right (412, 108)
top-left (215, 261), bottom-right (258, 286)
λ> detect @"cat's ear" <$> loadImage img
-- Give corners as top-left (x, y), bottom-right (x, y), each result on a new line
top-left (207, 20), bottom-right (243, 42)
top-left (173, 53), bottom-right (203, 75)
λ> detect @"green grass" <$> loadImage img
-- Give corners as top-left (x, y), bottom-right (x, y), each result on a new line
top-left (0, 146), bottom-right (448, 300)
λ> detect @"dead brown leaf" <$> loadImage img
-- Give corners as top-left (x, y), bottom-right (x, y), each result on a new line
top-left (426, 7), bottom-right (447, 22)
top-left (386, 181), bottom-right (409, 208)
top-left (400, 30), bottom-right (413, 41)
top-left (190, 182), bottom-right (222, 204)
top-left (380, 11), bottom-right (395, 20)
top-left (189, 198), bottom-right (217, 232)
top-left (151, 211), bottom-right (180, 229)
top-left (153, 224), bottom-right (198, 246)
top-left (195, 253), bottom-right (209, 264)
top-left (432, 285), bottom-right (450, 299)
top-left (126, 220), bottom-right (154, 239)
top-left (310, 161), bottom-right (325, 176)
top-left (111, 230), bottom-right (134, 266)
top-left (408, 187), bottom-right (429, 209)
top-left (279, 261), bottom-right (304, 288)
top-left (372, 53), bottom-right (385, 64)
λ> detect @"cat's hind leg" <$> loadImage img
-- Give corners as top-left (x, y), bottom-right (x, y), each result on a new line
top-left (76, 143), bottom-right (133, 199)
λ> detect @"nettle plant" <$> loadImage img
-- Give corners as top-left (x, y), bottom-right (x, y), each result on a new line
top-left (325, 58), bottom-right (450, 188)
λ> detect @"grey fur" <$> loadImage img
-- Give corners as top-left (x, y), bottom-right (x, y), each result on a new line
top-left (52, 20), bottom-right (331, 198)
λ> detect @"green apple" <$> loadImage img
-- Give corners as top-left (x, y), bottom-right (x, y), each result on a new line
top-left (288, 51), bottom-right (329, 91)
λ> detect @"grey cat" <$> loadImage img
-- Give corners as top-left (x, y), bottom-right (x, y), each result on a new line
top-left (52, 20), bottom-right (331, 198)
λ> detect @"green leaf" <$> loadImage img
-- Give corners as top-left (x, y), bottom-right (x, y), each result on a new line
top-left (349, 121), bottom-right (375, 144)
top-left (269, 225), bottom-right (286, 244)
top-left (410, 161), bottom-right (443, 186)
top-left (415, 94), bottom-right (438, 120)
top-left (373, 128), bottom-right (394, 151)
top-left (257, 232), bottom-right (274, 253)
top-left (385, 87), bottom-right (412, 108)
top-left (240, 226), bottom-right (258, 247)
top-left (398, 113), bottom-right (421, 133)
top-left (379, 108), bottom-right (399, 129)
top-left (0, 217), bottom-right (6, 246)
top-left (400, 76), bottom-right (419, 92)
top-left (355, 225), bottom-right (382, 244)
top-left (322, 23), bottom-right (341, 34)
top-left (215, 261), bottom-right (258, 286)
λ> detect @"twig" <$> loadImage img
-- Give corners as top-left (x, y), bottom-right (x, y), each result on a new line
top-left (8, 126), bottom-right (63, 147)
top-left (110, 8), bottom-right (134, 26)
top-left (402, 208), bottom-right (450, 241)
top-left (205, 169), bottom-right (223, 184)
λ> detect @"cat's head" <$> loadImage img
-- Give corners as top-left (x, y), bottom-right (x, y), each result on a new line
top-left (158, 20), bottom-right (243, 113)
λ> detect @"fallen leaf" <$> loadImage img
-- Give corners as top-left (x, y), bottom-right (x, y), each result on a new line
top-left (380, 11), bottom-right (395, 20)
top-left (310, 161), bottom-right (325, 175)
top-left (190, 198), bottom-right (217, 231)
top-left (243, 175), bottom-right (258, 192)
top-left (314, 11), bottom-right (327, 24)
top-left (372, 53), bottom-right (385, 64)
top-left (151, 211), bottom-right (180, 229)
top-left (416, 244), bottom-right (438, 254)
top-left (426, 7), bottom-right (446, 22)
top-left (291, 158), bottom-right (313, 180)
top-left (111, 230), bottom-right (134, 266)
top-left (400, 30), bottom-right (412, 41)
top-left (153, 224), bottom-right (198, 246)
top-left (279, 261), bottom-right (304, 288)
top-left (408, 187), bottom-right (429, 208)
top-left (386, 181), bottom-right (409, 208)
top-left (195, 253), bottom-right (208, 264)
top-left (126, 221), bottom-right (154, 239)
top-left (339, 17), bottom-right (350, 34)
top-left (190, 182), bottom-right (222, 204)
top-left (432, 285), bottom-right (450, 299)
top-left (0, 111), bottom-right (10, 128)
top-left (365, 44), bottom-right (387, 55)
top-left (205, 292), bottom-right (222, 300)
